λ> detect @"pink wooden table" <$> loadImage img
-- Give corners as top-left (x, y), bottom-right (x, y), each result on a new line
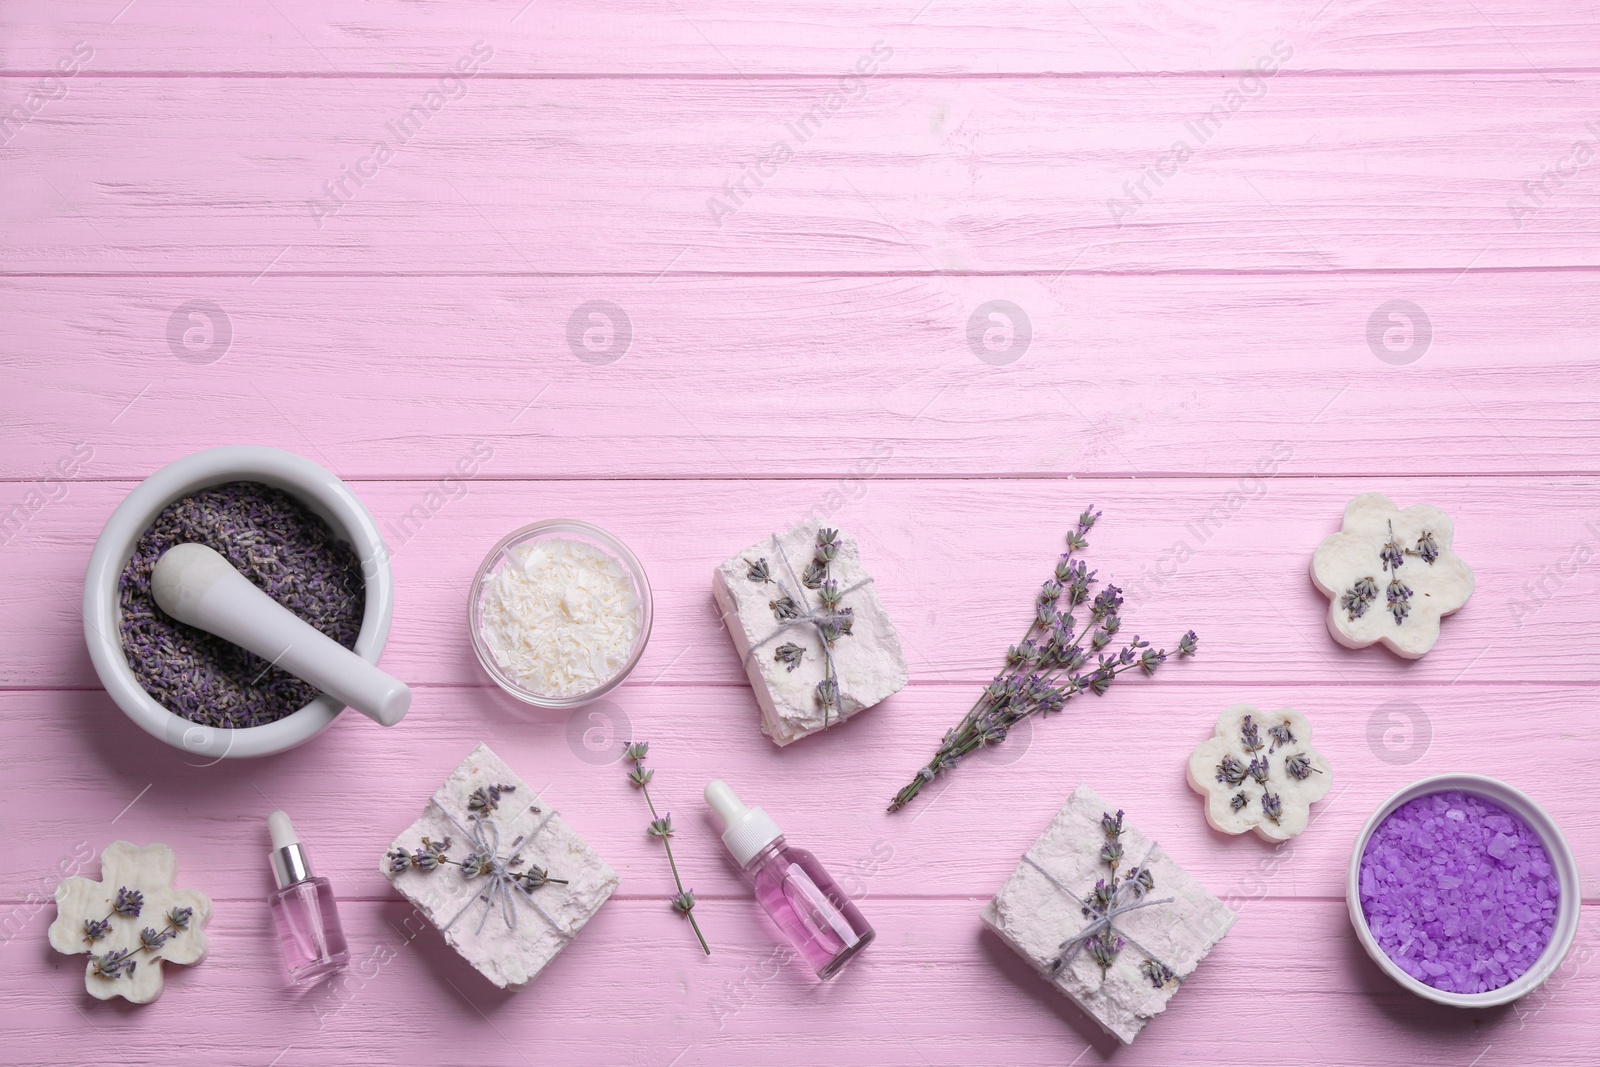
top-left (3, 2), bottom-right (1598, 1063)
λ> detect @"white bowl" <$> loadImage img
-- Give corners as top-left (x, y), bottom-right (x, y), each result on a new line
top-left (83, 446), bottom-right (395, 759)
top-left (1347, 773), bottom-right (1580, 1007)
top-left (467, 519), bottom-right (652, 708)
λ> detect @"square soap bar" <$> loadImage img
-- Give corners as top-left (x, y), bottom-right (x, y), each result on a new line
top-left (981, 785), bottom-right (1235, 1044)
top-left (713, 522), bottom-right (908, 746)
top-left (381, 743), bottom-right (619, 990)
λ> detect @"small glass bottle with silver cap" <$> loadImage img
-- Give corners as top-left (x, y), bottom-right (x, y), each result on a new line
top-left (267, 810), bottom-right (350, 984)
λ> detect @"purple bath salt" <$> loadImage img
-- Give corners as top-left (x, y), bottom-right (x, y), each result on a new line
top-left (118, 482), bottom-right (366, 728)
top-left (1360, 790), bottom-right (1558, 994)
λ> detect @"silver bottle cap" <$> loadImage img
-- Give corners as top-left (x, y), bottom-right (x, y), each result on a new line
top-left (270, 842), bottom-right (313, 890)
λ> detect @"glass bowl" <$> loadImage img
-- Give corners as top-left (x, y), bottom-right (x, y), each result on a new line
top-left (1347, 773), bottom-right (1580, 1008)
top-left (468, 519), bottom-right (652, 707)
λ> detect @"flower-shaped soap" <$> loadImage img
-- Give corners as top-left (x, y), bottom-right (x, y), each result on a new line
top-left (48, 841), bottom-right (212, 1003)
top-left (1311, 493), bottom-right (1473, 658)
top-left (1186, 706), bottom-right (1331, 841)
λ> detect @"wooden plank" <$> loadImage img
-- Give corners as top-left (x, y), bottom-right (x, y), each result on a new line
top-left (5, 75), bottom-right (1599, 273)
top-left (2, 271), bottom-right (1598, 480)
top-left (3, 477), bottom-right (1596, 689)
top-left (3, 0), bottom-right (1599, 75)
top-left (2, 895), bottom-right (1595, 1065)
top-left (3, 681), bottom-right (1595, 905)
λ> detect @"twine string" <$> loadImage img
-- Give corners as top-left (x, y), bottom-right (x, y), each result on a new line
top-left (438, 801), bottom-right (565, 938)
top-left (1021, 843), bottom-right (1178, 984)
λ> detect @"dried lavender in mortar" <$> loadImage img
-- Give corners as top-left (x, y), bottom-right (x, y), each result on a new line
top-left (118, 482), bottom-right (366, 728)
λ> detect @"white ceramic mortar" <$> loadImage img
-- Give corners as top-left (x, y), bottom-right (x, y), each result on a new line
top-left (83, 446), bottom-right (395, 759)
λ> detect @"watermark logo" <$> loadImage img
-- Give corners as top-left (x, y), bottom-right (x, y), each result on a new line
top-left (966, 300), bottom-right (1031, 365)
top-left (1366, 700), bottom-right (1431, 765)
top-left (1365, 300), bottom-right (1431, 366)
top-left (566, 700), bottom-right (633, 765)
top-left (166, 301), bottom-right (232, 365)
top-left (566, 300), bottom-right (632, 365)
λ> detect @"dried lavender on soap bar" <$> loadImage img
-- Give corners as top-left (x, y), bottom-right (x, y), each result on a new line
top-left (118, 481), bottom-right (366, 728)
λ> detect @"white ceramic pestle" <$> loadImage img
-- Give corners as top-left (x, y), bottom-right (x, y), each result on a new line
top-left (150, 543), bottom-right (410, 727)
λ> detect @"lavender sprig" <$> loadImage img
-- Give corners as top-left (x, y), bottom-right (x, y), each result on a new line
top-left (624, 742), bottom-right (710, 956)
top-left (889, 508), bottom-right (1198, 812)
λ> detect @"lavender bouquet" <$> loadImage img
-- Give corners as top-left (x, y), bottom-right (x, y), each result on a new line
top-left (888, 508), bottom-right (1198, 812)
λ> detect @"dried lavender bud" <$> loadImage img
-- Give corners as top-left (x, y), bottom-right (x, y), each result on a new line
top-left (1285, 752), bottom-right (1317, 780)
top-left (167, 907), bottom-right (193, 931)
top-left (801, 558), bottom-right (828, 589)
top-left (1078, 507), bottom-right (1100, 531)
top-left (1085, 932), bottom-right (1123, 974)
top-left (412, 836), bottom-right (450, 871)
top-left (91, 948), bottom-right (137, 980)
top-left (1380, 521), bottom-right (1406, 572)
top-left (1342, 575), bottom-right (1379, 620)
top-left (1040, 580), bottom-right (1063, 603)
top-left (1267, 721), bottom-right (1296, 753)
top-left (467, 783), bottom-right (516, 816)
top-left (1216, 756), bottom-right (1248, 787)
top-left (770, 595), bottom-right (801, 621)
top-left (815, 528), bottom-right (841, 562)
top-left (1416, 530), bottom-right (1440, 564)
top-left (139, 926), bottom-right (169, 951)
top-left (1240, 715), bottom-right (1263, 753)
top-left (819, 579), bottom-right (842, 610)
top-left (1261, 791), bottom-right (1284, 823)
top-left (459, 854), bottom-right (495, 879)
top-left (773, 642), bottom-right (805, 672)
top-left (816, 677), bottom-right (839, 709)
top-left (386, 846), bottom-right (414, 874)
top-left (1247, 757), bottom-right (1271, 785)
top-left (117, 481), bottom-right (366, 729)
top-left (1387, 577), bottom-right (1413, 625)
top-left (672, 890), bottom-right (697, 915)
top-left (1178, 630), bottom-right (1199, 657)
top-left (1141, 959), bottom-right (1177, 989)
top-left (1129, 866), bottom-right (1155, 894)
top-left (82, 918), bottom-right (112, 944)
top-left (112, 887), bottom-right (144, 918)
top-left (648, 815), bottom-right (674, 839)
top-left (628, 764), bottom-right (654, 787)
top-left (518, 865), bottom-right (562, 890)
top-left (1230, 791), bottom-right (1250, 812)
top-left (1084, 879), bottom-right (1116, 916)
top-left (745, 557), bottom-right (772, 584)
top-left (624, 741), bottom-right (649, 762)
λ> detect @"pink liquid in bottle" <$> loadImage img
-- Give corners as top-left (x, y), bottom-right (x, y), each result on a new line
top-left (707, 780), bottom-right (874, 978)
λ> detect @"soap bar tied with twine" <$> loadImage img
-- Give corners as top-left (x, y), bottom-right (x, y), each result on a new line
top-left (386, 782), bottom-right (569, 938)
top-left (1023, 809), bottom-right (1181, 991)
top-left (742, 527), bottom-right (871, 728)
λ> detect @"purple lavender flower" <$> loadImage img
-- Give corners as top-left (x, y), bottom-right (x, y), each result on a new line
top-left (1240, 715), bottom-right (1263, 753)
top-left (1216, 756), bottom-right (1248, 787)
top-left (1416, 530), bottom-right (1440, 564)
top-left (1387, 577), bottom-right (1413, 625)
top-left (112, 887), bottom-right (143, 918)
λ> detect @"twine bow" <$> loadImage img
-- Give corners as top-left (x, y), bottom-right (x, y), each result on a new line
top-left (1022, 844), bottom-right (1179, 986)
top-left (742, 530), bottom-right (872, 728)
top-left (437, 803), bottom-right (565, 939)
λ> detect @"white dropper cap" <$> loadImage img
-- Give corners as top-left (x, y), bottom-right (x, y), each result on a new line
top-left (267, 810), bottom-right (313, 890)
top-left (268, 811), bottom-right (299, 850)
top-left (705, 780), bottom-right (782, 868)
